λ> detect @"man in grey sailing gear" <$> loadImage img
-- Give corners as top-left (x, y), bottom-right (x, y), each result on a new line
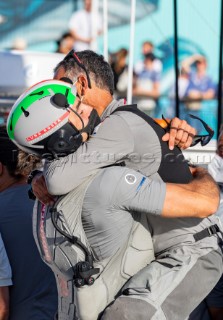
top-left (28, 51), bottom-right (222, 320)
top-left (43, 164), bottom-right (222, 320)
top-left (31, 50), bottom-right (197, 202)
top-left (8, 77), bottom-right (223, 320)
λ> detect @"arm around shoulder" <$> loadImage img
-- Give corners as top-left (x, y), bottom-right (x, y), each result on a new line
top-left (163, 167), bottom-right (220, 218)
top-left (44, 115), bottom-right (134, 195)
top-left (111, 166), bottom-right (219, 219)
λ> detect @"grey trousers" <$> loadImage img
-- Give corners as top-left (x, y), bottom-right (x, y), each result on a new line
top-left (189, 302), bottom-right (211, 320)
top-left (101, 244), bottom-right (223, 320)
top-left (189, 273), bottom-right (223, 320)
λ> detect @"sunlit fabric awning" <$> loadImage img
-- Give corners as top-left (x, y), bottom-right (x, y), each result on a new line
top-left (0, 0), bottom-right (73, 49)
top-left (98, 0), bottom-right (158, 27)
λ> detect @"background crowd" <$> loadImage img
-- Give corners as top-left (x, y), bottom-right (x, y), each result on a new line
top-left (0, 0), bottom-right (219, 136)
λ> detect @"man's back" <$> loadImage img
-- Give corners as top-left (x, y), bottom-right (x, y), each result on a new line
top-left (0, 184), bottom-right (58, 320)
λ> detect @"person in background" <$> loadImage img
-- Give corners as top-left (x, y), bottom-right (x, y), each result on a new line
top-left (0, 233), bottom-right (12, 320)
top-left (110, 48), bottom-right (128, 98)
top-left (133, 52), bottom-right (161, 117)
top-left (182, 54), bottom-right (216, 133)
top-left (8, 79), bottom-right (222, 320)
top-left (134, 40), bottom-right (163, 75)
top-left (55, 32), bottom-right (75, 54)
top-left (189, 131), bottom-right (223, 320)
top-left (168, 67), bottom-right (190, 118)
top-left (0, 127), bottom-right (58, 320)
top-left (68, 0), bottom-right (102, 51)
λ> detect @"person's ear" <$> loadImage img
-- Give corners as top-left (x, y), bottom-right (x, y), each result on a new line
top-left (77, 75), bottom-right (88, 96)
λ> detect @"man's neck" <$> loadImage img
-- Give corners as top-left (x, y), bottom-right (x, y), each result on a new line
top-left (197, 70), bottom-right (206, 78)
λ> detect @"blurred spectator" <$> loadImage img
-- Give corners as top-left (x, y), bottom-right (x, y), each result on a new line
top-left (135, 40), bottom-right (162, 75)
top-left (133, 52), bottom-right (161, 116)
top-left (179, 55), bottom-right (216, 132)
top-left (0, 127), bottom-right (58, 320)
top-left (190, 130), bottom-right (223, 320)
top-left (68, 0), bottom-right (102, 51)
top-left (55, 32), bottom-right (75, 54)
top-left (0, 232), bottom-right (12, 320)
top-left (110, 48), bottom-right (128, 98)
top-left (11, 37), bottom-right (27, 51)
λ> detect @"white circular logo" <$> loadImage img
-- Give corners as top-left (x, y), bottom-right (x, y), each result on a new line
top-left (125, 174), bottom-right (137, 185)
top-left (93, 123), bottom-right (101, 135)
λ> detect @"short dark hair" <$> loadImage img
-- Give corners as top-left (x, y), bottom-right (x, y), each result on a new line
top-left (0, 126), bottom-right (19, 178)
top-left (0, 126), bottom-right (41, 179)
top-left (56, 32), bottom-right (73, 46)
top-left (54, 50), bottom-right (114, 95)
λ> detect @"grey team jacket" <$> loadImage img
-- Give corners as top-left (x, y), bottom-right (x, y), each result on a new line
top-left (44, 99), bottom-right (168, 194)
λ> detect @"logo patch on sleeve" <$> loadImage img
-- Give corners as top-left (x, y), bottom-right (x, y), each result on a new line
top-left (125, 174), bottom-right (137, 185)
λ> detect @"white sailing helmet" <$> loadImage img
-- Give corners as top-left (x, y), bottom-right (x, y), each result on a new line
top-left (6, 79), bottom-right (81, 157)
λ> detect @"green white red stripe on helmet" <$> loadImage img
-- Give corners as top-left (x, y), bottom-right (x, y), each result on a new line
top-left (7, 80), bottom-right (76, 140)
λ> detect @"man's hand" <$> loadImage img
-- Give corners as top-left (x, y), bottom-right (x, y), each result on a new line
top-left (0, 286), bottom-right (9, 320)
top-left (162, 117), bottom-right (196, 150)
top-left (32, 173), bottom-right (55, 206)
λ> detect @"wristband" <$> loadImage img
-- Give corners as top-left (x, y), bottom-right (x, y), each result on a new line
top-left (27, 169), bottom-right (42, 185)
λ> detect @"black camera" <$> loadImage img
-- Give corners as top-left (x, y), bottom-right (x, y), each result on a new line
top-left (73, 261), bottom-right (95, 287)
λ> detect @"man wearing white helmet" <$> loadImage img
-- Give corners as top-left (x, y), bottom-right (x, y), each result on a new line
top-left (0, 126), bottom-right (58, 320)
top-left (7, 79), bottom-right (223, 320)
top-left (7, 79), bottom-right (100, 158)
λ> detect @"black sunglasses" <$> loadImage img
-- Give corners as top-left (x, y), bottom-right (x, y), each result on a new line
top-left (188, 114), bottom-right (214, 147)
top-left (161, 114), bottom-right (214, 147)
top-left (63, 49), bottom-right (92, 89)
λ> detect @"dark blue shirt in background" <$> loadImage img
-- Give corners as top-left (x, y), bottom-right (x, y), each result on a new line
top-left (0, 184), bottom-right (58, 320)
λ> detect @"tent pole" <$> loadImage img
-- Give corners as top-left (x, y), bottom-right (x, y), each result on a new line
top-left (91, 0), bottom-right (99, 52)
top-left (173, 0), bottom-right (179, 117)
top-left (127, 0), bottom-right (136, 104)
